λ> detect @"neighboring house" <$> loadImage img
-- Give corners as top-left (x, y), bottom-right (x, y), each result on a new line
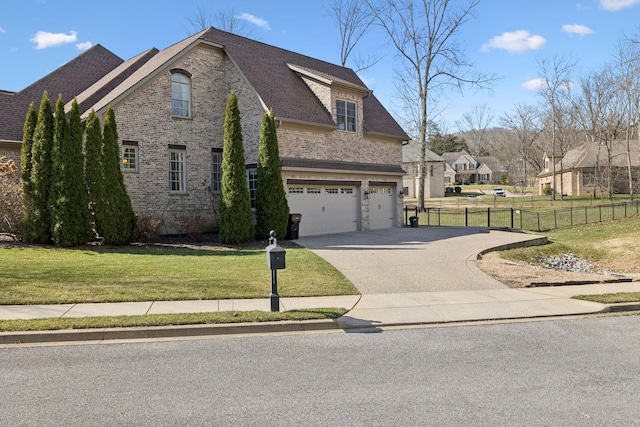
top-left (0, 28), bottom-right (408, 237)
top-left (402, 140), bottom-right (445, 199)
top-left (441, 150), bottom-right (502, 184)
top-left (537, 141), bottom-right (640, 196)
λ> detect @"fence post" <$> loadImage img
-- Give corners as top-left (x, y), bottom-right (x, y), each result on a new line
top-left (487, 208), bottom-right (491, 228)
top-left (554, 210), bottom-right (557, 229)
top-left (584, 206), bottom-right (588, 225)
top-left (537, 212), bottom-right (541, 232)
top-left (511, 208), bottom-right (514, 229)
top-left (465, 207), bottom-right (468, 227)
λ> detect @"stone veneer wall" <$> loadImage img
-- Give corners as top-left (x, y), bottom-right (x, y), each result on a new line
top-left (113, 44), bottom-right (264, 234)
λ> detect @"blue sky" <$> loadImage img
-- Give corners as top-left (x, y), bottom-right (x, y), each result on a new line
top-left (1, 0), bottom-right (639, 132)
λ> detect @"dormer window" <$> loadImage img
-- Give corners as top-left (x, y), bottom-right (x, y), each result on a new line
top-left (336, 99), bottom-right (356, 132)
top-left (171, 71), bottom-right (191, 118)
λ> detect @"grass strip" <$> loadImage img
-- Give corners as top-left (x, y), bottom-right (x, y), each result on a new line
top-left (0, 308), bottom-right (347, 332)
top-left (573, 292), bottom-right (640, 304)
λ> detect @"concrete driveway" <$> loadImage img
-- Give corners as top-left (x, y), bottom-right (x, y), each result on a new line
top-left (296, 227), bottom-right (546, 295)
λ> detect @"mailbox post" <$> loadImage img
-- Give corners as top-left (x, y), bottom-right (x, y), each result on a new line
top-left (266, 230), bottom-right (286, 312)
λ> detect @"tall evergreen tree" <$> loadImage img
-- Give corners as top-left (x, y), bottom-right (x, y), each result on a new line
top-left (84, 109), bottom-right (104, 237)
top-left (22, 92), bottom-right (53, 243)
top-left (20, 103), bottom-right (37, 195)
top-left (50, 95), bottom-right (68, 244)
top-left (99, 106), bottom-right (136, 245)
top-left (219, 90), bottom-right (254, 244)
top-left (51, 98), bottom-right (93, 246)
top-left (255, 110), bottom-right (289, 239)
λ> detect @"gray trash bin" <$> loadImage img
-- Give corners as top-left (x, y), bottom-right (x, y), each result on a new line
top-left (287, 213), bottom-right (302, 239)
top-left (409, 216), bottom-right (418, 228)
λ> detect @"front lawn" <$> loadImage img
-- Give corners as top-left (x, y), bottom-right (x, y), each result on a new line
top-left (0, 242), bottom-right (358, 305)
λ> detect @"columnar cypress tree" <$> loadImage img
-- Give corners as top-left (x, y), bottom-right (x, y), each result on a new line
top-left (50, 98), bottom-right (93, 246)
top-left (50, 95), bottom-right (68, 244)
top-left (22, 92), bottom-right (53, 243)
top-left (99, 106), bottom-right (136, 245)
top-left (21, 103), bottom-right (37, 195)
top-left (84, 109), bottom-right (104, 237)
top-left (255, 110), bottom-right (289, 239)
top-left (219, 90), bottom-right (254, 245)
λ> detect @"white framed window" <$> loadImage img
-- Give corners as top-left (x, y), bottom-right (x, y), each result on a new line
top-left (171, 73), bottom-right (191, 118)
top-left (289, 187), bottom-right (304, 194)
top-left (341, 188), bottom-right (354, 194)
top-left (336, 99), bottom-right (356, 132)
top-left (307, 188), bottom-right (321, 194)
top-left (246, 167), bottom-right (258, 207)
top-left (211, 149), bottom-right (222, 193)
top-left (122, 141), bottom-right (138, 172)
top-left (169, 148), bottom-right (186, 193)
top-left (326, 188), bottom-right (339, 194)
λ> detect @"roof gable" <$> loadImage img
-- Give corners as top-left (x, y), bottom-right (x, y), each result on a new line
top-left (200, 27), bottom-right (408, 140)
top-left (0, 44), bottom-right (123, 142)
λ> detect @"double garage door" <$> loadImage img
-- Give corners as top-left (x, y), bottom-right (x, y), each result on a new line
top-left (287, 184), bottom-right (359, 237)
top-left (287, 183), bottom-right (396, 237)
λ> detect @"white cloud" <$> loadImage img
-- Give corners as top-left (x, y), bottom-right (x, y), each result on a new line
top-left (238, 13), bottom-right (270, 30)
top-left (522, 78), bottom-right (547, 90)
top-left (600, 0), bottom-right (640, 11)
top-left (76, 41), bottom-right (93, 51)
top-left (30, 30), bottom-right (78, 49)
top-left (0, 27), bottom-right (6, 33)
top-left (522, 78), bottom-right (574, 91)
top-left (562, 24), bottom-right (594, 36)
top-left (481, 30), bottom-right (546, 53)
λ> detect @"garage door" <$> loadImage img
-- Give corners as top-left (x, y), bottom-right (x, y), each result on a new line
top-left (369, 185), bottom-right (395, 230)
top-left (287, 185), bottom-right (360, 237)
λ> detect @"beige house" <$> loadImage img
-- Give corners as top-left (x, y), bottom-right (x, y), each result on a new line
top-left (0, 28), bottom-right (408, 237)
top-left (402, 140), bottom-right (445, 199)
top-left (537, 141), bottom-right (640, 196)
top-left (441, 150), bottom-right (502, 185)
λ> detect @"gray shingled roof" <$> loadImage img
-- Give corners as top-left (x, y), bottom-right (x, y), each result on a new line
top-left (402, 140), bottom-right (444, 163)
top-left (199, 28), bottom-right (408, 140)
top-left (2, 28), bottom-right (408, 142)
top-left (0, 45), bottom-right (123, 142)
top-left (554, 140), bottom-right (639, 170)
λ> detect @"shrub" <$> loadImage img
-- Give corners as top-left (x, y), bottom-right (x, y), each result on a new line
top-left (134, 214), bottom-right (162, 243)
top-left (0, 157), bottom-right (22, 239)
top-left (454, 186), bottom-right (462, 193)
top-left (179, 215), bottom-right (206, 242)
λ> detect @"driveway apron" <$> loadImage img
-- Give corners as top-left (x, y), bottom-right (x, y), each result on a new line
top-left (296, 227), bottom-right (544, 294)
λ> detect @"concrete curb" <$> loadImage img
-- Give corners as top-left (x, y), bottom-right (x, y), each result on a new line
top-left (5, 303), bottom-right (639, 345)
top-left (0, 319), bottom-right (340, 345)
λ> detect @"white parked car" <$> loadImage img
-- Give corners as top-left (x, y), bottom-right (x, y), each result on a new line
top-left (491, 187), bottom-right (506, 197)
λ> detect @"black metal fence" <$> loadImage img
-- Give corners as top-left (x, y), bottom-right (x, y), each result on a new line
top-left (405, 200), bottom-right (640, 232)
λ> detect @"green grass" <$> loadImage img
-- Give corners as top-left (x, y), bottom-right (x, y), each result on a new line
top-left (0, 308), bottom-right (347, 332)
top-left (573, 293), bottom-right (640, 304)
top-left (0, 243), bottom-right (358, 305)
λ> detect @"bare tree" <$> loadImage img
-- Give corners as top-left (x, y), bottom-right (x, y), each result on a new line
top-left (456, 104), bottom-right (494, 156)
top-left (325, 0), bottom-right (382, 71)
top-left (185, 7), bottom-right (257, 38)
top-left (499, 104), bottom-right (542, 193)
top-left (611, 33), bottom-right (640, 199)
top-left (536, 54), bottom-right (577, 199)
top-left (366, 0), bottom-right (495, 210)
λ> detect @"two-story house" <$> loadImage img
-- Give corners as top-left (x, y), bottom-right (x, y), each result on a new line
top-left (441, 150), bottom-right (502, 185)
top-left (0, 28), bottom-right (408, 237)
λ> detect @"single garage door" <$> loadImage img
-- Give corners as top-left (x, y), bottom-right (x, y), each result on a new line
top-left (369, 185), bottom-right (395, 230)
top-left (287, 184), bottom-right (360, 237)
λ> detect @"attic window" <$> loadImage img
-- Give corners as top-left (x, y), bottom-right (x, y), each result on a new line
top-left (171, 72), bottom-right (191, 118)
top-left (336, 100), bottom-right (356, 132)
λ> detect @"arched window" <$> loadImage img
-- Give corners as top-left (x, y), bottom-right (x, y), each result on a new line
top-left (171, 73), bottom-right (191, 118)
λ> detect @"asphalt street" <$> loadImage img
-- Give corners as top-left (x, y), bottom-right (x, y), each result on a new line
top-left (2, 315), bottom-right (639, 425)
